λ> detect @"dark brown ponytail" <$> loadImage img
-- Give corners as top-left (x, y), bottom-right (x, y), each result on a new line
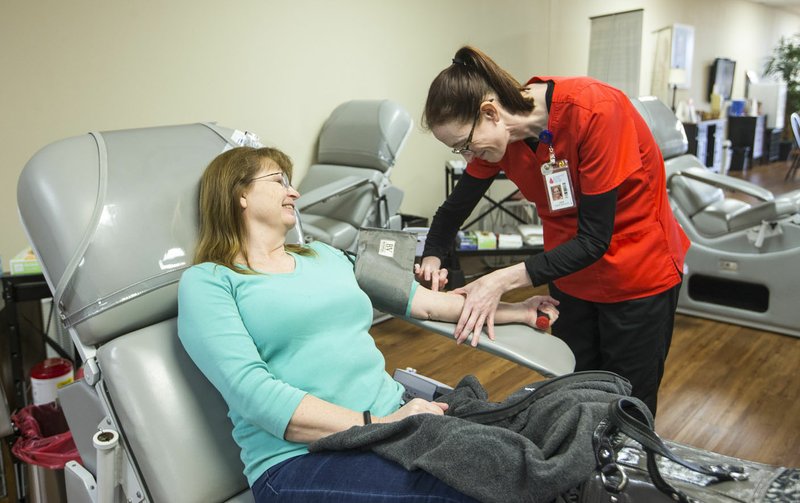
top-left (422, 46), bottom-right (534, 130)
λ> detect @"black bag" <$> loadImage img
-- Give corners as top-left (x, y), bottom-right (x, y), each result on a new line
top-left (575, 397), bottom-right (798, 503)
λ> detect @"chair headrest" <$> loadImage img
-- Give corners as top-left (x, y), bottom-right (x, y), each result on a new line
top-left (630, 97), bottom-right (688, 159)
top-left (17, 123), bottom-right (240, 345)
top-left (317, 99), bottom-right (413, 172)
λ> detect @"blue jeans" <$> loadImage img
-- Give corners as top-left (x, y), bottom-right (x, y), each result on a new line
top-left (251, 451), bottom-right (479, 502)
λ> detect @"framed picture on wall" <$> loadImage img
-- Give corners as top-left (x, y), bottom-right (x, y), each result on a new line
top-left (670, 24), bottom-right (694, 89)
top-left (708, 58), bottom-right (736, 100)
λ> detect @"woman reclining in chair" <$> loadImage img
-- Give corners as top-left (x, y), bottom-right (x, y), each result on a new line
top-left (178, 146), bottom-right (559, 502)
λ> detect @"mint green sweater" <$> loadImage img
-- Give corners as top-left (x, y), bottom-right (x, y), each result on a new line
top-left (177, 241), bottom-right (413, 485)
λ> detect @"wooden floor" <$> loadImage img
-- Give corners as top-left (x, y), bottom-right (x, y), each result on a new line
top-left (372, 158), bottom-right (800, 469)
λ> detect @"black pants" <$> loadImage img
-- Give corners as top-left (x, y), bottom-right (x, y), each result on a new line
top-left (548, 280), bottom-right (682, 417)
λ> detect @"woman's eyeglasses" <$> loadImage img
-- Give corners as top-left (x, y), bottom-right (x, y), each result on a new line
top-left (451, 99), bottom-right (492, 156)
top-left (251, 171), bottom-right (291, 188)
top-left (451, 110), bottom-right (480, 155)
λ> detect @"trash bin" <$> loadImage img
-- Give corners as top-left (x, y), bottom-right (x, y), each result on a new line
top-left (11, 402), bottom-right (81, 503)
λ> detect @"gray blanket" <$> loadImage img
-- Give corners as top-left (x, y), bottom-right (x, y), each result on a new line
top-left (310, 372), bottom-right (635, 503)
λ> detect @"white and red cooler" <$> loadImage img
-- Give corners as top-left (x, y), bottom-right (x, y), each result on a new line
top-left (30, 358), bottom-right (74, 405)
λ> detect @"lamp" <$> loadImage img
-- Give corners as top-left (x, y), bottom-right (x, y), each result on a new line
top-left (668, 68), bottom-right (687, 112)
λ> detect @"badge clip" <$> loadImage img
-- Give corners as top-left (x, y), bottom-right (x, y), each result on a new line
top-left (538, 130), bottom-right (576, 212)
top-left (539, 129), bottom-right (557, 175)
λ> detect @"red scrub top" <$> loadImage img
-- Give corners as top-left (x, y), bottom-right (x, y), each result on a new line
top-left (467, 76), bottom-right (690, 303)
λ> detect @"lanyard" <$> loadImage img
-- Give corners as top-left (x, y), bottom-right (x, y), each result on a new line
top-left (538, 129), bottom-right (576, 212)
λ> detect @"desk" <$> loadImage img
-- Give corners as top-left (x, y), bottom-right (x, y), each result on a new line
top-left (454, 244), bottom-right (544, 257)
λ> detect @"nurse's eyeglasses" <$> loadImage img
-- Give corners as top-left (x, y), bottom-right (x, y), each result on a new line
top-left (451, 99), bottom-right (493, 156)
top-left (251, 171), bottom-right (292, 188)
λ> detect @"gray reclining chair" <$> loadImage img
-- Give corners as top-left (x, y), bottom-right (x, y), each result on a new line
top-left (16, 115), bottom-right (573, 501)
top-left (631, 96), bottom-right (800, 338)
top-left (295, 99), bottom-right (409, 251)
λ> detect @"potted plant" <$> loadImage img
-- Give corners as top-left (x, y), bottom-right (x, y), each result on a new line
top-left (764, 32), bottom-right (800, 158)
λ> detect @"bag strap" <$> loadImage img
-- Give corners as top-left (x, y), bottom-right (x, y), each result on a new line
top-left (609, 398), bottom-right (748, 482)
top-left (459, 371), bottom-right (626, 425)
top-left (602, 398), bottom-right (748, 502)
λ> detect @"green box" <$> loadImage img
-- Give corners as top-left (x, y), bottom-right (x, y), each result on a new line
top-left (475, 231), bottom-right (497, 250)
top-left (9, 248), bottom-right (42, 275)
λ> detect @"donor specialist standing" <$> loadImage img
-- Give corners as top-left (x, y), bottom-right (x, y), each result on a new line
top-left (415, 45), bottom-right (690, 415)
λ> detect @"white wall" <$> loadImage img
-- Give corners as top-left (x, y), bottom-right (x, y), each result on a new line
top-left (0, 0), bottom-right (550, 266)
top-left (547, 0), bottom-right (799, 109)
top-left (1, 0), bottom-right (798, 267)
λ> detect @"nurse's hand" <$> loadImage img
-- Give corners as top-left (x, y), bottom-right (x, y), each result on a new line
top-left (414, 256), bottom-right (449, 292)
top-left (451, 273), bottom-right (505, 346)
top-left (451, 263), bottom-right (530, 346)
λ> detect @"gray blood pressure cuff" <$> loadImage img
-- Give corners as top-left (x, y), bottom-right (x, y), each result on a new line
top-left (354, 227), bottom-right (416, 316)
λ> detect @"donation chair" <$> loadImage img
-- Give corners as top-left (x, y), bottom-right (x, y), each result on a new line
top-left (295, 99), bottom-right (409, 251)
top-left (16, 118), bottom-right (573, 500)
top-left (631, 96), bottom-right (800, 338)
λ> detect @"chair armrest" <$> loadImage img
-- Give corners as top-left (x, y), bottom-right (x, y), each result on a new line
top-left (775, 189), bottom-right (800, 214)
top-left (400, 317), bottom-right (576, 378)
top-left (295, 176), bottom-right (374, 211)
top-left (670, 169), bottom-right (775, 202)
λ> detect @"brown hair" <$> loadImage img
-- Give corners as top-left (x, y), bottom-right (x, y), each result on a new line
top-left (422, 46), bottom-right (534, 130)
top-left (194, 146), bottom-right (314, 273)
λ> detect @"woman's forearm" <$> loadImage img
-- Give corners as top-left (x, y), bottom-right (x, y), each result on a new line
top-left (284, 394), bottom-right (447, 444)
top-left (409, 284), bottom-right (534, 325)
top-left (284, 394), bottom-right (365, 444)
top-left (495, 300), bottom-right (534, 324)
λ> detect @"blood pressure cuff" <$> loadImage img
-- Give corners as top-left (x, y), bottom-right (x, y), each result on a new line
top-left (354, 228), bottom-right (416, 316)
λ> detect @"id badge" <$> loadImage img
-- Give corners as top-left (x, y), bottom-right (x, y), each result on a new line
top-left (541, 160), bottom-right (576, 212)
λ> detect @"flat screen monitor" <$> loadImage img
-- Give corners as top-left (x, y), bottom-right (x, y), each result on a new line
top-left (708, 58), bottom-right (736, 101)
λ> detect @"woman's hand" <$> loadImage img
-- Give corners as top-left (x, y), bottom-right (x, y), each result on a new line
top-left (414, 256), bottom-right (449, 292)
top-left (375, 398), bottom-right (448, 423)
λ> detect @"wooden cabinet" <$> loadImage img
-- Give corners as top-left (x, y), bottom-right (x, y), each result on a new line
top-left (683, 119), bottom-right (726, 173)
top-left (728, 115), bottom-right (765, 170)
